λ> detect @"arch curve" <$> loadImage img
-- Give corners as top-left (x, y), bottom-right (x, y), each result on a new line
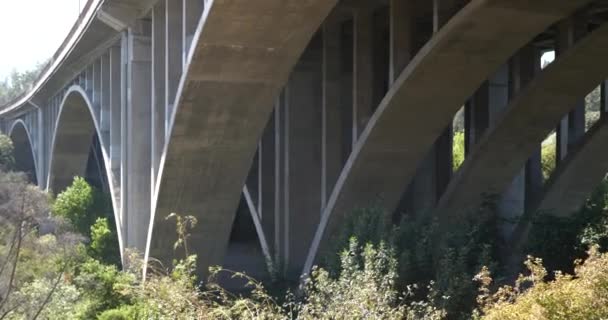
top-left (8, 119), bottom-right (38, 184)
top-left (48, 85), bottom-right (124, 256)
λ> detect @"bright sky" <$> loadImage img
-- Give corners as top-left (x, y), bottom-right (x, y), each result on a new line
top-left (0, 0), bottom-right (84, 81)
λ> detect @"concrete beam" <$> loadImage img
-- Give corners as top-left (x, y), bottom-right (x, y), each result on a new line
top-left (303, 0), bottom-right (588, 275)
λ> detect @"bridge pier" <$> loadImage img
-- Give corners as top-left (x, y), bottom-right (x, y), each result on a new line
top-left (123, 23), bottom-right (152, 251)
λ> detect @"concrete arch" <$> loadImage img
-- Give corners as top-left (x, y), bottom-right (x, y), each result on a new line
top-left (48, 85), bottom-right (123, 256)
top-left (534, 117), bottom-right (608, 218)
top-left (302, 0), bottom-right (588, 275)
top-left (434, 23), bottom-right (608, 227)
top-left (146, 0), bottom-right (338, 276)
top-left (8, 119), bottom-right (38, 184)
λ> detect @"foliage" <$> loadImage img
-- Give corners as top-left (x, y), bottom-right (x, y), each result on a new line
top-left (52, 177), bottom-right (120, 266)
top-left (526, 178), bottom-right (608, 273)
top-left (0, 134), bottom-right (15, 171)
top-left (300, 238), bottom-right (445, 320)
top-left (453, 131), bottom-right (465, 171)
top-left (0, 62), bottom-right (46, 106)
top-left (540, 133), bottom-right (556, 181)
top-left (475, 246), bottom-right (608, 320)
top-left (52, 177), bottom-right (98, 235)
top-left (72, 258), bottom-right (136, 319)
top-left (325, 203), bottom-right (497, 318)
top-left (89, 217), bottom-right (120, 266)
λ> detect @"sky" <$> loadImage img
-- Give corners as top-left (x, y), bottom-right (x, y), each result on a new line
top-left (0, 0), bottom-right (83, 81)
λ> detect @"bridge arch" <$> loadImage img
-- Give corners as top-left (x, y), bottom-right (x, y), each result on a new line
top-left (8, 119), bottom-right (38, 184)
top-left (47, 85), bottom-right (123, 256)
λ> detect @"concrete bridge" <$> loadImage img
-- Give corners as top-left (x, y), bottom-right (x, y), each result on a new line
top-left (2, 0), bottom-right (608, 280)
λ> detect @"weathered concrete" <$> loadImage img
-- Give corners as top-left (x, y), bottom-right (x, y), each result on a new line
top-left (147, 0), bottom-right (338, 276)
top-left (303, 0), bottom-right (588, 275)
top-left (434, 22), bottom-right (608, 227)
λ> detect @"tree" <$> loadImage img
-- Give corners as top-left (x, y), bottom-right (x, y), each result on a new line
top-left (0, 134), bottom-right (14, 171)
top-left (0, 62), bottom-right (46, 106)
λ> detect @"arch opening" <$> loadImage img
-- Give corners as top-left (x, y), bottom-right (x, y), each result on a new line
top-left (9, 122), bottom-right (37, 184)
top-left (48, 86), bottom-right (122, 261)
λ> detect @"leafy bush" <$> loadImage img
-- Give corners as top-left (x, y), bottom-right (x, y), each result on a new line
top-left (89, 217), bottom-right (120, 266)
top-left (72, 258), bottom-right (136, 319)
top-left (540, 134), bottom-right (555, 181)
top-left (97, 305), bottom-right (141, 320)
top-left (52, 177), bottom-right (98, 235)
top-left (300, 238), bottom-right (445, 320)
top-left (476, 246), bottom-right (608, 319)
top-left (0, 134), bottom-right (15, 171)
top-left (324, 203), bottom-right (497, 318)
top-left (526, 178), bottom-right (608, 273)
top-left (453, 131), bottom-right (465, 170)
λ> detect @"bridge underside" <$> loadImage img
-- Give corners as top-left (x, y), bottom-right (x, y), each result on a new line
top-left (3, 0), bottom-right (608, 280)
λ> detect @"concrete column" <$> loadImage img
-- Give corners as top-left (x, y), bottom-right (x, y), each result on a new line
top-left (322, 19), bottom-right (344, 209)
top-left (182, 0), bottom-right (204, 65)
top-left (93, 60), bottom-right (102, 120)
top-left (352, 8), bottom-right (374, 142)
top-left (601, 80), bottom-right (608, 118)
top-left (434, 0), bottom-right (462, 199)
top-left (122, 23), bottom-right (152, 251)
top-left (397, 0), bottom-right (437, 215)
top-left (100, 53), bottom-right (111, 149)
top-left (37, 107), bottom-right (45, 189)
top-left (520, 46), bottom-right (543, 210)
top-left (165, 0), bottom-right (183, 135)
top-left (260, 111), bottom-right (276, 253)
top-left (274, 93), bottom-right (287, 271)
top-left (152, 2), bottom-right (166, 190)
top-left (284, 34), bottom-right (323, 277)
top-left (109, 44), bottom-right (121, 212)
top-left (120, 33), bottom-right (129, 242)
top-left (389, 0), bottom-right (413, 85)
top-left (556, 17), bottom-right (586, 163)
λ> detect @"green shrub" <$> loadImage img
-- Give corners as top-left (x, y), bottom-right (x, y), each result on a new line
top-left (526, 178), bottom-right (608, 273)
top-left (97, 305), bottom-right (141, 320)
top-left (300, 238), bottom-right (445, 320)
top-left (89, 217), bottom-right (121, 266)
top-left (73, 258), bottom-right (136, 319)
top-left (0, 134), bottom-right (14, 171)
top-left (52, 177), bottom-right (98, 235)
top-left (324, 203), bottom-right (497, 318)
top-left (476, 246), bottom-right (608, 320)
top-left (453, 131), bottom-right (465, 170)
top-left (540, 135), bottom-right (556, 181)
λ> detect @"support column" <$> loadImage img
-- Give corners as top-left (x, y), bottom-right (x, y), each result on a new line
top-left (182, 0), bottom-right (204, 65)
top-left (434, 0), bottom-right (461, 201)
top-left (260, 111), bottom-right (276, 254)
top-left (284, 34), bottom-right (323, 277)
top-left (100, 53), bottom-right (111, 149)
top-left (123, 23), bottom-right (152, 251)
top-left (352, 8), bottom-right (373, 142)
top-left (165, 0), bottom-right (183, 135)
top-left (556, 17), bottom-right (586, 163)
top-left (519, 46), bottom-right (543, 211)
top-left (322, 18), bottom-right (344, 209)
top-left (152, 1), bottom-right (166, 190)
top-left (389, 0), bottom-right (413, 85)
top-left (397, 0), bottom-right (437, 215)
top-left (37, 107), bottom-right (45, 189)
